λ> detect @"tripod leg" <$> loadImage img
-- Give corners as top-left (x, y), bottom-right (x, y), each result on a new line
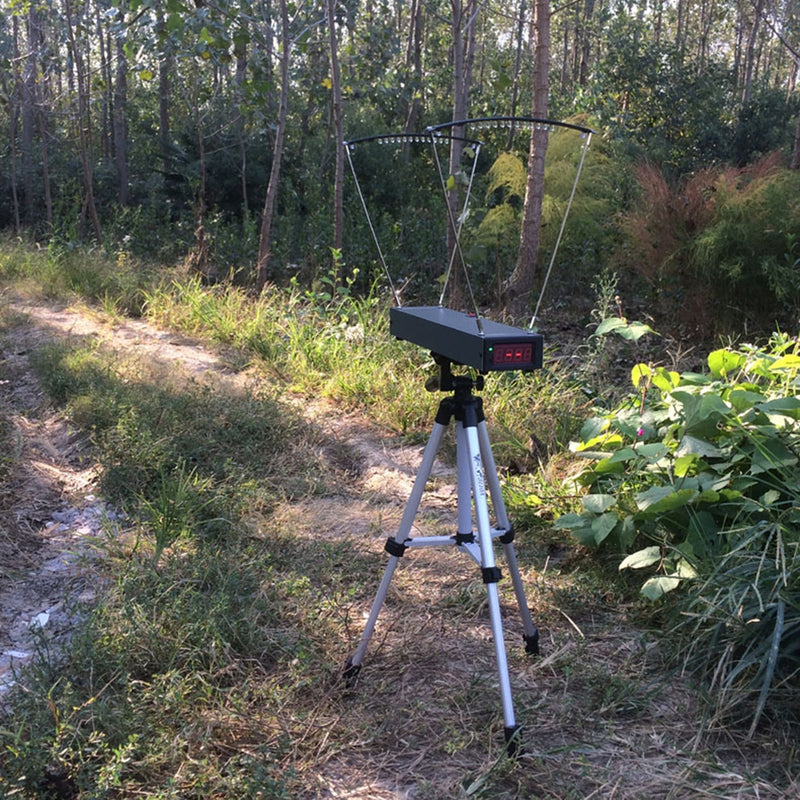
top-left (478, 421), bottom-right (540, 655)
top-left (462, 418), bottom-right (520, 752)
top-left (344, 420), bottom-right (448, 682)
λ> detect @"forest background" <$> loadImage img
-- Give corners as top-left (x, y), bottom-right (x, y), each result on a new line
top-left (2, 0), bottom-right (800, 337)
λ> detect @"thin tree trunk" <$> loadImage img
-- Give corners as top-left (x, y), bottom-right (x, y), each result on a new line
top-left (506, 0), bottom-right (550, 318)
top-left (64, 0), bottom-right (103, 242)
top-left (256, 0), bottom-right (291, 290)
top-left (22, 8), bottom-right (41, 226)
top-left (9, 15), bottom-right (22, 234)
top-left (742, 0), bottom-right (764, 104)
top-left (113, 12), bottom-right (129, 207)
top-left (327, 0), bottom-right (344, 265)
top-left (403, 0), bottom-right (424, 135)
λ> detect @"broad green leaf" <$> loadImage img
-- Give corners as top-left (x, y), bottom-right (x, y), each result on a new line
top-left (652, 367), bottom-right (680, 393)
top-left (750, 438), bottom-right (798, 474)
top-left (728, 388), bottom-right (766, 412)
top-left (607, 447), bottom-right (638, 463)
top-left (579, 416), bottom-right (609, 441)
top-left (674, 453), bottom-right (698, 477)
top-left (615, 321), bottom-right (658, 341)
top-left (770, 354), bottom-right (800, 371)
top-left (708, 348), bottom-right (745, 378)
top-left (636, 486), bottom-right (696, 513)
top-left (591, 512), bottom-right (619, 544)
top-left (583, 494), bottom-right (617, 513)
top-left (635, 443), bottom-right (669, 460)
top-left (593, 317), bottom-right (627, 336)
top-left (445, 174), bottom-right (457, 191)
top-left (631, 363), bottom-right (651, 389)
top-left (619, 546), bottom-right (661, 570)
top-left (641, 575), bottom-right (681, 600)
top-left (592, 457), bottom-right (626, 475)
top-left (675, 435), bottom-right (722, 458)
top-left (757, 397), bottom-right (800, 420)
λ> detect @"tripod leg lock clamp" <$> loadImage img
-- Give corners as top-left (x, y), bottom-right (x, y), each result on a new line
top-left (498, 525), bottom-right (515, 544)
top-left (385, 537), bottom-right (408, 558)
top-left (482, 566), bottom-right (503, 584)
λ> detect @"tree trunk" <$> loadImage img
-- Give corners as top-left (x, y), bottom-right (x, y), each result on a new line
top-left (403, 0), bottom-right (424, 135)
top-left (256, 0), bottom-right (291, 290)
top-left (64, 0), bottom-right (103, 243)
top-left (9, 15), bottom-right (22, 234)
top-left (445, 0), bottom-right (478, 307)
top-left (327, 0), bottom-right (344, 266)
top-left (505, 0), bottom-right (550, 318)
top-left (113, 11), bottom-right (129, 207)
top-left (22, 7), bottom-right (41, 226)
top-left (742, 0), bottom-right (764, 104)
top-left (791, 114), bottom-right (800, 170)
top-left (156, 8), bottom-right (174, 195)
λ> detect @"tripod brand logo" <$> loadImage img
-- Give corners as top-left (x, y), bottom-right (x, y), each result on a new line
top-left (473, 452), bottom-right (486, 497)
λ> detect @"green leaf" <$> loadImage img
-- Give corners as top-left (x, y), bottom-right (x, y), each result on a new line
top-left (594, 317), bottom-right (657, 341)
top-left (593, 317), bottom-right (627, 336)
top-left (591, 512), bottom-right (619, 544)
top-left (708, 348), bottom-right (745, 378)
top-left (641, 575), bottom-right (681, 600)
top-left (635, 486), bottom-right (696, 513)
top-left (750, 438), bottom-right (798, 474)
top-left (651, 367), bottom-right (680, 393)
top-left (675, 435), bottom-right (722, 458)
top-left (757, 397), bottom-right (800, 420)
top-left (770, 354), bottom-right (800, 371)
top-left (619, 546), bottom-right (661, 570)
top-left (674, 453), bottom-right (698, 477)
top-left (635, 443), bottom-right (669, 460)
top-left (631, 363), bottom-right (651, 388)
top-left (583, 494), bottom-right (617, 513)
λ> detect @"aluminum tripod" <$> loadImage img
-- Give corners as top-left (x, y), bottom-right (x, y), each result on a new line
top-left (344, 359), bottom-right (539, 754)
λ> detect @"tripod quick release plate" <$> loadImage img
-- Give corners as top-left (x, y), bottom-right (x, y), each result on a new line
top-left (390, 306), bottom-right (544, 373)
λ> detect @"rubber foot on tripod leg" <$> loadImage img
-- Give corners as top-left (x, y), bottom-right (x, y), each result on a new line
top-left (524, 629), bottom-right (540, 656)
top-left (504, 725), bottom-right (523, 757)
top-left (342, 658), bottom-right (361, 688)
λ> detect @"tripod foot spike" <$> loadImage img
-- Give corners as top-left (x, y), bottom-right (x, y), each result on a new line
top-left (524, 630), bottom-right (540, 656)
top-left (342, 658), bottom-right (361, 687)
top-left (504, 725), bottom-right (523, 757)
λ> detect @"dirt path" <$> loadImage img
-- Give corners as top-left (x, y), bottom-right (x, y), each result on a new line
top-left (0, 300), bottom-right (454, 701)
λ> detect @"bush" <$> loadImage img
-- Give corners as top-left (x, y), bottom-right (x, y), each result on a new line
top-left (554, 332), bottom-right (800, 728)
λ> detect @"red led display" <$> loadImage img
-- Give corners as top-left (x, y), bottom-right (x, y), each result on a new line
top-left (492, 343), bottom-right (533, 366)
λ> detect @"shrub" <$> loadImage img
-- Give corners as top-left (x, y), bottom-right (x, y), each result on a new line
top-left (554, 332), bottom-right (800, 728)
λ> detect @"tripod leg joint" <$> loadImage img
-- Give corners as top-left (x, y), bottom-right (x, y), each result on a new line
top-left (384, 537), bottom-right (408, 558)
top-left (498, 525), bottom-right (515, 544)
top-left (481, 566), bottom-right (502, 584)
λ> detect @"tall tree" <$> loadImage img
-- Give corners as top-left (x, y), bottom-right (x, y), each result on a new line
top-left (64, 0), bottom-right (103, 242)
top-left (505, 0), bottom-right (550, 317)
top-left (256, 0), bottom-right (291, 290)
top-left (328, 0), bottom-right (344, 265)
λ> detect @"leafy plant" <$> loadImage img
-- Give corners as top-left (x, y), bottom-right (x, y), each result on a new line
top-left (555, 332), bottom-right (800, 598)
top-left (554, 332), bottom-right (800, 727)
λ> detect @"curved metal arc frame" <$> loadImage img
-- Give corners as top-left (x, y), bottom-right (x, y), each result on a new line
top-left (344, 117), bottom-right (594, 327)
top-left (426, 115), bottom-right (595, 137)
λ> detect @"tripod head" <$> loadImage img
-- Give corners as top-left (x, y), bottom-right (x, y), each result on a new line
top-left (425, 354), bottom-right (485, 394)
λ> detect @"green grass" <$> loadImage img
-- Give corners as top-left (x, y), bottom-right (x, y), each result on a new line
top-left (1, 241), bottom-right (797, 798)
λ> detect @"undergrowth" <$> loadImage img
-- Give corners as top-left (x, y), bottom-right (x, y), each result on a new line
top-left (0, 242), bottom-right (797, 797)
